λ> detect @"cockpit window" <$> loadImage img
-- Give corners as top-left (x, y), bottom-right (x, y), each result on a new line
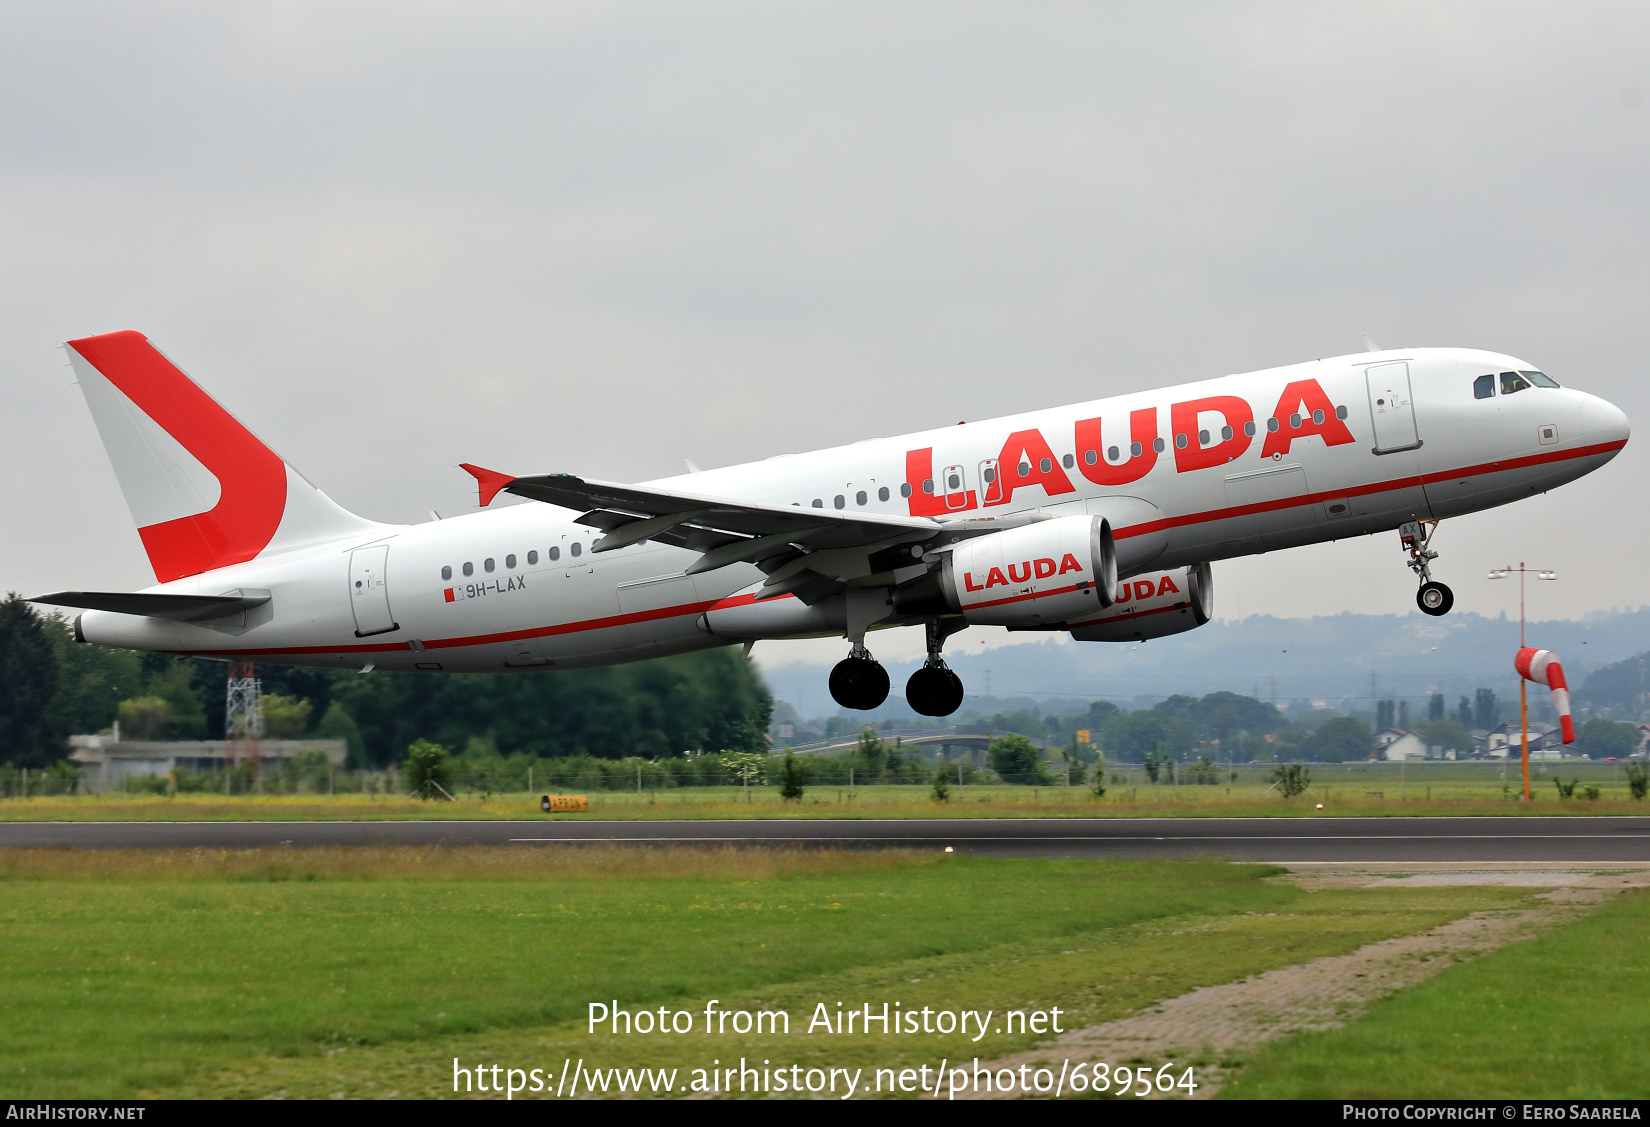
top-left (1499, 371), bottom-right (1530, 395)
top-left (1520, 370), bottom-right (1561, 388)
top-left (1473, 374), bottom-right (1494, 399)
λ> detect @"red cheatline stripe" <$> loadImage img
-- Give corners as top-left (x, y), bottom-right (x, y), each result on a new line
top-left (171, 440), bottom-right (1624, 659)
top-left (173, 590), bottom-right (787, 657)
top-left (1069, 602), bottom-right (1182, 628)
top-left (961, 581), bottom-right (1089, 612)
top-left (1112, 440), bottom-right (1623, 540)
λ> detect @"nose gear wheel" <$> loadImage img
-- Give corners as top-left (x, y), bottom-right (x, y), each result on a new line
top-left (1400, 520), bottom-right (1453, 617)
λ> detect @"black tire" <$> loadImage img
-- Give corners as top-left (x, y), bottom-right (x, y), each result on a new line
top-left (1417, 581), bottom-right (1454, 617)
top-left (905, 667), bottom-right (950, 716)
top-left (940, 668), bottom-right (965, 715)
top-left (830, 657), bottom-right (890, 710)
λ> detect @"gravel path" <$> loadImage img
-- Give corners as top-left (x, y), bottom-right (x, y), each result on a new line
top-left (956, 870), bottom-right (1649, 1100)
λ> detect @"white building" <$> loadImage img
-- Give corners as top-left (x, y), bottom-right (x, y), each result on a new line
top-left (69, 735), bottom-right (347, 788)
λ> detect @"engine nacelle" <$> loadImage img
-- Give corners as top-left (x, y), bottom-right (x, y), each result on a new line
top-left (1067, 562), bottom-right (1213, 642)
top-left (894, 515), bottom-right (1117, 628)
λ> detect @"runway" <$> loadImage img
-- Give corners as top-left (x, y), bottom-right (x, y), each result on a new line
top-left (4, 816), bottom-right (1650, 862)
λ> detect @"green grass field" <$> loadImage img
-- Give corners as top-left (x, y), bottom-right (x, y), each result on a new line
top-left (0, 848), bottom-right (1545, 1099)
top-left (3, 756), bottom-right (1645, 821)
top-left (1223, 887), bottom-right (1650, 1099)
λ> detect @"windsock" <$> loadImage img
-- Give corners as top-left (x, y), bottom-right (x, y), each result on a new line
top-left (1514, 647), bottom-right (1575, 744)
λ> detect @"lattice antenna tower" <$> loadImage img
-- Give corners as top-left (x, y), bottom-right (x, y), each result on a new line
top-left (225, 660), bottom-right (263, 775)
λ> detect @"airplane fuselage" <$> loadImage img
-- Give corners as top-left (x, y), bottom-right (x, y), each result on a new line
top-left (73, 346), bottom-right (1628, 674)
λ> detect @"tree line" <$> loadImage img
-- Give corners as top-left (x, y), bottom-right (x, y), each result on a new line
top-left (0, 594), bottom-right (773, 769)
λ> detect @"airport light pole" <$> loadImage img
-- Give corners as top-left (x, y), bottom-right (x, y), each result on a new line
top-left (1487, 563), bottom-right (1557, 801)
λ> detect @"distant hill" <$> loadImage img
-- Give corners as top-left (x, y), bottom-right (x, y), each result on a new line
top-left (1576, 651), bottom-right (1650, 712)
top-left (757, 608), bottom-right (1650, 721)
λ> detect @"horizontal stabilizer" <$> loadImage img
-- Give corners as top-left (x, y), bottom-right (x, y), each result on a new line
top-left (31, 590), bottom-right (271, 622)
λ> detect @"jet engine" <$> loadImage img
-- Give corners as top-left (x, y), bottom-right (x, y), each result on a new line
top-left (1067, 562), bottom-right (1213, 642)
top-left (892, 515), bottom-right (1116, 627)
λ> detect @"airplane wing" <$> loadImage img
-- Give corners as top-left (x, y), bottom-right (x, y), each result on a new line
top-left (459, 464), bottom-right (1042, 603)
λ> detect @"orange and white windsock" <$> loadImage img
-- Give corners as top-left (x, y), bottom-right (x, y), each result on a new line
top-left (1514, 647), bottom-right (1575, 744)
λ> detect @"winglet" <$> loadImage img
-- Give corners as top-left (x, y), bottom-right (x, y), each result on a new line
top-left (459, 463), bottom-right (516, 507)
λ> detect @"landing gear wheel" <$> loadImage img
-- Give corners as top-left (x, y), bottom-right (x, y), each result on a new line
top-left (1417, 581), bottom-right (1454, 617)
top-left (906, 666), bottom-right (965, 717)
top-left (829, 656), bottom-right (890, 710)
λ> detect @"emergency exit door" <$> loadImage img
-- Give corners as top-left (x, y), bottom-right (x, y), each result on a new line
top-left (349, 545), bottom-right (398, 636)
top-left (1366, 362), bottom-right (1420, 454)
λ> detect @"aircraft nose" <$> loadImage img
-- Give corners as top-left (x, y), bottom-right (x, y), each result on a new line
top-left (1581, 393), bottom-right (1630, 466)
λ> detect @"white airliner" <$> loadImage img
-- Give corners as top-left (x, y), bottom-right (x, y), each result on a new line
top-left (35, 331), bottom-right (1629, 716)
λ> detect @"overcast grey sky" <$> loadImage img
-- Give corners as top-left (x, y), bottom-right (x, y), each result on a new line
top-left (3, 3), bottom-right (1647, 667)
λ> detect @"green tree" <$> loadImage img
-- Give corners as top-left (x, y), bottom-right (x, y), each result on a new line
top-left (1411, 719), bottom-right (1472, 757)
top-left (1475, 688), bottom-right (1498, 731)
top-left (779, 753), bottom-right (805, 802)
top-left (39, 613), bottom-right (142, 736)
top-left (930, 762), bottom-right (950, 802)
top-left (314, 701), bottom-right (366, 767)
top-left (1305, 716), bottom-right (1373, 762)
top-left (404, 739), bottom-right (454, 799)
top-left (1101, 709), bottom-right (1190, 762)
top-left (1456, 695), bottom-right (1474, 728)
top-left (261, 694), bottom-right (313, 739)
top-left (0, 595), bottom-right (62, 767)
top-left (988, 733), bottom-right (1046, 784)
top-left (1273, 762), bottom-right (1312, 798)
top-left (1625, 762), bottom-right (1649, 801)
top-left (116, 697), bottom-right (172, 740)
top-left (854, 730), bottom-right (887, 779)
top-left (143, 661), bottom-right (207, 738)
top-left (1578, 718), bottom-right (1640, 760)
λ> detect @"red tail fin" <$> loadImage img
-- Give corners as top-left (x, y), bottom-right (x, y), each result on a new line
top-left (66, 331), bottom-right (381, 581)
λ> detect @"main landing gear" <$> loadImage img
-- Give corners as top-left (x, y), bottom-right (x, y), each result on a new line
top-left (829, 644), bottom-right (890, 710)
top-left (1400, 520), bottom-right (1454, 617)
top-left (905, 619), bottom-right (966, 717)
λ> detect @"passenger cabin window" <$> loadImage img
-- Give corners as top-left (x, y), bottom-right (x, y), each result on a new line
top-left (834, 494), bottom-right (845, 509)
top-left (1084, 449), bottom-right (1097, 465)
top-left (1061, 454), bottom-right (1074, 469)
top-left (441, 565), bottom-right (452, 581)
top-left (812, 498), bottom-right (823, 508)
top-left (570, 542), bottom-right (582, 557)
top-left (1152, 437), bottom-right (1166, 453)
top-left (923, 478), bottom-right (935, 494)
top-left (1500, 371), bottom-right (1530, 395)
top-left (548, 546), bottom-right (560, 561)
top-left (878, 486), bottom-right (890, 501)
top-left (1522, 370), bottom-right (1561, 388)
top-left (900, 483), bottom-right (912, 498)
top-left (484, 558), bottom-right (495, 572)
top-left (855, 490), bottom-right (867, 506)
top-left (1038, 458), bottom-right (1053, 473)
top-left (1174, 433), bottom-right (1188, 449)
top-left (1335, 405), bottom-right (1348, 419)
top-left (505, 554), bottom-right (516, 569)
top-left (1266, 417), bottom-right (1280, 433)
top-left (527, 550), bottom-right (538, 565)
top-left (463, 562), bottom-right (474, 577)
top-left (1107, 446), bottom-right (1119, 462)
top-left (1130, 441), bottom-right (1143, 457)
top-left (1243, 421), bottom-right (1256, 437)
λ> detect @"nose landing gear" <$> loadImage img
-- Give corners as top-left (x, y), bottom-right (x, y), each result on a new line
top-left (1401, 520), bottom-right (1454, 617)
top-left (906, 619), bottom-right (967, 717)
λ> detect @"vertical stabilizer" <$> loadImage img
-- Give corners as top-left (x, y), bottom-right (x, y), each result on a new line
top-left (65, 331), bottom-right (386, 582)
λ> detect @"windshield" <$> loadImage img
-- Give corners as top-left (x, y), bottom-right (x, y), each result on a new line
top-left (1520, 370), bottom-right (1561, 388)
